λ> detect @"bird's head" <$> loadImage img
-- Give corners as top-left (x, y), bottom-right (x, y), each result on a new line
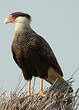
top-left (5, 12), bottom-right (32, 32)
top-left (5, 12), bottom-right (31, 25)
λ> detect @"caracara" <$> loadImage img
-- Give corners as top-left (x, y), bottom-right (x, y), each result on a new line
top-left (5, 12), bottom-right (73, 95)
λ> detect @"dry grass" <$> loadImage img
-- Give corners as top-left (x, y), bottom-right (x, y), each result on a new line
top-left (0, 80), bottom-right (79, 110)
top-left (0, 68), bottom-right (79, 110)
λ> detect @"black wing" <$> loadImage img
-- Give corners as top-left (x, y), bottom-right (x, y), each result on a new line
top-left (11, 48), bottom-right (20, 68)
top-left (32, 35), bottom-right (63, 77)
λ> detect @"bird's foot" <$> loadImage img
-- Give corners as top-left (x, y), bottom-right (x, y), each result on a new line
top-left (37, 90), bottom-right (46, 97)
top-left (27, 91), bottom-right (31, 96)
top-left (27, 90), bottom-right (35, 96)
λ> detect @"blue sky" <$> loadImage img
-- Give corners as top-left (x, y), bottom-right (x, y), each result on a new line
top-left (0, 0), bottom-right (79, 91)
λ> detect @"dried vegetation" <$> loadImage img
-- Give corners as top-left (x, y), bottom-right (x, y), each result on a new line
top-left (0, 68), bottom-right (79, 110)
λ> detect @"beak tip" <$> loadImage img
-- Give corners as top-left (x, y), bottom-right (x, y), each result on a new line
top-left (4, 18), bottom-right (8, 24)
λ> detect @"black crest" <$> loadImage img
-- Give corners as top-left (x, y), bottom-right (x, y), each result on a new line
top-left (10, 12), bottom-right (31, 20)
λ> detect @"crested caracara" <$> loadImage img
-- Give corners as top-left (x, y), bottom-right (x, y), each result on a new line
top-left (5, 12), bottom-right (73, 95)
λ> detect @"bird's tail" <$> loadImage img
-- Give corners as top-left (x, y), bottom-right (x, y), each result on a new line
top-left (45, 67), bottom-right (73, 93)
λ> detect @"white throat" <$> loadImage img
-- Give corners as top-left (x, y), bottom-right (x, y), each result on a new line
top-left (15, 17), bottom-right (31, 32)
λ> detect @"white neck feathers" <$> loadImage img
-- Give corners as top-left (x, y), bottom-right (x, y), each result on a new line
top-left (15, 17), bottom-right (31, 32)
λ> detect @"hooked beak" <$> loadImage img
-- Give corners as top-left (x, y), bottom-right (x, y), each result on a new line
top-left (4, 17), bottom-right (9, 24)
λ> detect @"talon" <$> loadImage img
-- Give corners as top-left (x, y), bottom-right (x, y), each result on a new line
top-left (27, 91), bottom-right (31, 96)
top-left (38, 90), bottom-right (46, 97)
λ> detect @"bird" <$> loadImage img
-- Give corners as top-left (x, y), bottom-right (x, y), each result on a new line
top-left (5, 12), bottom-right (73, 95)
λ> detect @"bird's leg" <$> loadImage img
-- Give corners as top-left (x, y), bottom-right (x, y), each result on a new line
top-left (27, 80), bottom-right (31, 95)
top-left (38, 79), bottom-right (46, 97)
top-left (40, 78), bottom-right (43, 92)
